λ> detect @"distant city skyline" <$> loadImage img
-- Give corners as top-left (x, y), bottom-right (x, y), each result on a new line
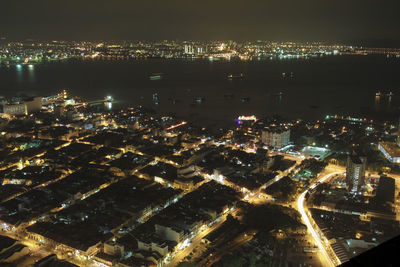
top-left (1, 38), bottom-right (399, 47)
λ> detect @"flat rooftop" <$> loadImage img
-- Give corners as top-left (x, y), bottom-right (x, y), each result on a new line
top-left (301, 146), bottom-right (331, 160)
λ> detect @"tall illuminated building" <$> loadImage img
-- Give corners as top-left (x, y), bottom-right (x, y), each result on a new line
top-left (184, 44), bottom-right (194, 55)
top-left (261, 127), bottom-right (290, 149)
top-left (346, 154), bottom-right (367, 193)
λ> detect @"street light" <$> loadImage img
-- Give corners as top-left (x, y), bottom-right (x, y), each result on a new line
top-left (297, 172), bottom-right (341, 267)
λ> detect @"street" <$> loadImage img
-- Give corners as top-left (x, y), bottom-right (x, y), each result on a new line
top-left (297, 171), bottom-right (342, 267)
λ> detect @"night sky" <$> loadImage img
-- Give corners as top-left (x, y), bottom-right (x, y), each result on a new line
top-left (1, 0), bottom-right (400, 43)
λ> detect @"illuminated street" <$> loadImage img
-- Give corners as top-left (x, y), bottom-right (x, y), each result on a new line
top-left (297, 171), bottom-right (342, 267)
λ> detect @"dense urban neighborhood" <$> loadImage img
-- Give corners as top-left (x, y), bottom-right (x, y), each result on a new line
top-left (0, 90), bottom-right (399, 266)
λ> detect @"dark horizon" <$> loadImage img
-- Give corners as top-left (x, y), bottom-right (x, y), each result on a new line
top-left (1, 0), bottom-right (400, 47)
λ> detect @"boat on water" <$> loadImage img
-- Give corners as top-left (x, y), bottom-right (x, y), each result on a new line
top-left (149, 73), bottom-right (163, 81)
top-left (282, 72), bottom-right (294, 79)
top-left (228, 73), bottom-right (244, 80)
top-left (195, 97), bottom-right (204, 104)
top-left (387, 91), bottom-right (394, 97)
top-left (240, 97), bottom-right (250, 103)
top-left (376, 91), bottom-right (381, 97)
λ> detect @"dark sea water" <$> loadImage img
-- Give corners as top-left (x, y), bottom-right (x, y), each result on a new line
top-left (1, 55), bottom-right (400, 124)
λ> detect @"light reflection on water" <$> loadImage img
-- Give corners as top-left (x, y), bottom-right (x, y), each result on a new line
top-left (28, 64), bottom-right (36, 83)
top-left (14, 64), bottom-right (36, 83)
top-left (3, 56), bottom-right (400, 121)
top-left (15, 64), bottom-right (23, 83)
top-left (105, 101), bottom-right (112, 110)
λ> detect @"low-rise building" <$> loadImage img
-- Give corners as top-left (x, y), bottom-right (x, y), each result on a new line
top-left (1, 97), bottom-right (42, 115)
top-left (155, 224), bottom-right (184, 243)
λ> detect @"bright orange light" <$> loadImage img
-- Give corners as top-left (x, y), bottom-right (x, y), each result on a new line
top-left (238, 115), bottom-right (257, 121)
top-left (166, 121), bottom-right (187, 131)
